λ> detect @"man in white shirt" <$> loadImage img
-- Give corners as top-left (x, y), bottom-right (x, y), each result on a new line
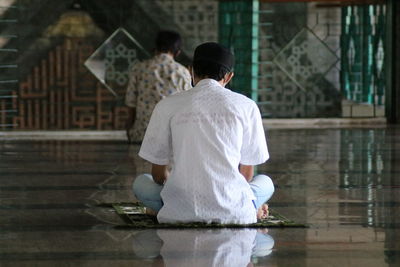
top-left (131, 229), bottom-right (275, 266)
top-left (133, 42), bottom-right (274, 224)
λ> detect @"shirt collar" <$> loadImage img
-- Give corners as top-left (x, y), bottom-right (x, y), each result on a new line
top-left (194, 78), bottom-right (223, 90)
top-left (155, 53), bottom-right (174, 61)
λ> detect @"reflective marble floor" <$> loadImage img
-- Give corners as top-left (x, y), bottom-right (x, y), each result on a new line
top-left (1, 127), bottom-right (399, 266)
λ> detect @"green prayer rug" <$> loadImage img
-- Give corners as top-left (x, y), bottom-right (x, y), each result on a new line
top-left (103, 202), bottom-right (307, 229)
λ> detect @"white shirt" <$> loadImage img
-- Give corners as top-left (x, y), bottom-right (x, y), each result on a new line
top-left (139, 79), bottom-right (269, 224)
top-left (158, 229), bottom-right (257, 267)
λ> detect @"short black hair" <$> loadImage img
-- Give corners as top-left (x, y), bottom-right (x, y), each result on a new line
top-left (192, 60), bottom-right (231, 81)
top-left (155, 30), bottom-right (182, 55)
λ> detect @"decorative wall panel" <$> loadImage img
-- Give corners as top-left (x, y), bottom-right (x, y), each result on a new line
top-left (85, 28), bottom-right (150, 97)
top-left (257, 2), bottom-right (342, 118)
top-left (9, 38), bottom-right (129, 130)
top-left (341, 4), bottom-right (386, 105)
top-left (273, 28), bottom-right (339, 92)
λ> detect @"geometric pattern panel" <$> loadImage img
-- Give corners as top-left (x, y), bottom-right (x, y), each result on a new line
top-left (84, 28), bottom-right (150, 97)
top-left (257, 2), bottom-right (342, 118)
top-left (9, 38), bottom-right (129, 130)
top-left (341, 4), bottom-right (386, 105)
top-left (258, 66), bottom-right (341, 118)
top-left (273, 27), bottom-right (339, 92)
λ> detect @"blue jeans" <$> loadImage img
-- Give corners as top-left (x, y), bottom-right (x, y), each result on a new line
top-left (132, 174), bottom-right (275, 212)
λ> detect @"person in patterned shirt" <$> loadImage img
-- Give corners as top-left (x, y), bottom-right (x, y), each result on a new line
top-left (125, 30), bottom-right (192, 143)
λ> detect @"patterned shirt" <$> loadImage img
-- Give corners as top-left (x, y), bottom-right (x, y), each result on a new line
top-left (125, 53), bottom-right (191, 142)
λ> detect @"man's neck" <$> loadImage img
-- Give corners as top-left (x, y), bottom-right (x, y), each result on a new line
top-left (193, 77), bottom-right (224, 87)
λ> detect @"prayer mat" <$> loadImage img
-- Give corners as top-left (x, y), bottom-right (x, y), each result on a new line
top-left (101, 202), bottom-right (307, 229)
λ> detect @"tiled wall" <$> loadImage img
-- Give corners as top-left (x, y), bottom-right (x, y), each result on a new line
top-left (155, 0), bottom-right (219, 55)
top-left (257, 2), bottom-right (342, 118)
top-left (0, 1), bottom-right (391, 130)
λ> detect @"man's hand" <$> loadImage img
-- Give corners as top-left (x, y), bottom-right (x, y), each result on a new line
top-left (239, 164), bottom-right (254, 182)
top-left (152, 164), bottom-right (169, 185)
top-left (257, 204), bottom-right (269, 220)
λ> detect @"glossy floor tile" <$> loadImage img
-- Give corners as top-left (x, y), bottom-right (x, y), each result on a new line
top-left (0, 127), bottom-right (399, 266)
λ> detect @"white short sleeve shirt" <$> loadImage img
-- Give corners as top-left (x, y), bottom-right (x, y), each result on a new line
top-left (139, 79), bottom-right (269, 224)
top-left (158, 229), bottom-right (257, 266)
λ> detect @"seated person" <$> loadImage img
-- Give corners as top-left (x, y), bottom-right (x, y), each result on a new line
top-left (133, 42), bottom-right (274, 224)
top-left (125, 30), bottom-right (191, 144)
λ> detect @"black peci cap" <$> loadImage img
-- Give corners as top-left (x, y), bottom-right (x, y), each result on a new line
top-left (193, 42), bottom-right (234, 71)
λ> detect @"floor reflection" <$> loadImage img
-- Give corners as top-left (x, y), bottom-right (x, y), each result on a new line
top-left (339, 129), bottom-right (399, 228)
top-left (1, 127), bottom-right (399, 266)
top-left (131, 229), bottom-right (274, 267)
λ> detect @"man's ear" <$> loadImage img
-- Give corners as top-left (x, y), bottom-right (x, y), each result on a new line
top-left (223, 72), bottom-right (234, 86)
top-left (174, 49), bottom-right (181, 58)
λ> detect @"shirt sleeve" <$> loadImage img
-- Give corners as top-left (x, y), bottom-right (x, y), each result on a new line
top-left (175, 65), bottom-right (192, 92)
top-left (125, 66), bottom-right (138, 108)
top-left (240, 103), bottom-right (269, 165)
top-left (181, 67), bottom-right (192, 91)
top-left (138, 101), bottom-right (172, 165)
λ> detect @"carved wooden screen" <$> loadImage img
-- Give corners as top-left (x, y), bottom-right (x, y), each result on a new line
top-left (10, 38), bottom-right (129, 130)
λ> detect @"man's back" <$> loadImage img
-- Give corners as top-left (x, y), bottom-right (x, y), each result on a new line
top-left (125, 53), bottom-right (191, 142)
top-left (139, 79), bottom-right (268, 224)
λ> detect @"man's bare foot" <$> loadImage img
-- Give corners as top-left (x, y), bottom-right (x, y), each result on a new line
top-left (257, 204), bottom-right (269, 220)
top-left (145, 208), bottom-right (157, 216)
